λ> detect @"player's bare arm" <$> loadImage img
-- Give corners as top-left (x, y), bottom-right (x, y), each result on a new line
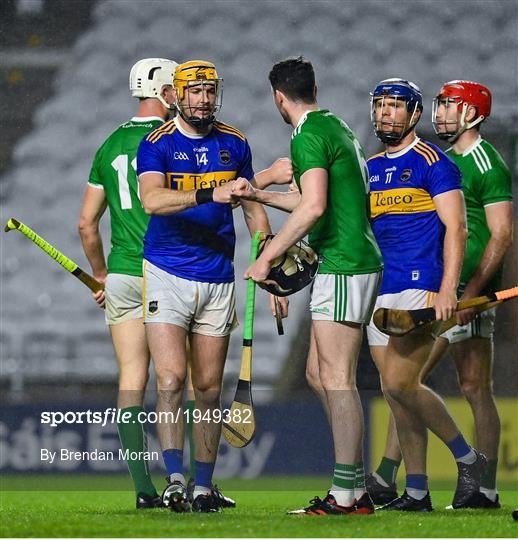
top-left (457, 200), bottom-right (513, 325)
top-left (254, 157), bottom-right (293, 189)
top-left (240, 192), bottom-right (272, 237)
top-left (433, 189), bottom-right (467, 320)
top-left (140, 172), bottom-right (197, 214)
top-left (244, 168), bottom-right (327, 282)
top-left (464, 201), bottom-right (513, 296)
top-left (78, 184), bottom-right (108, 307)
top-left (239, 185), bottom-right (290, 318)
top-left (139, 172), bottom-right (235, 215)
top-left (232, 177), bottom-right (301, 212)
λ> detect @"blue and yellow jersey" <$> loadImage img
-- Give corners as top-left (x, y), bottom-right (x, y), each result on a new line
top-left (367, 137), bottom-right (462, 294)
top-left (136, 117), bottom-right (254, 283)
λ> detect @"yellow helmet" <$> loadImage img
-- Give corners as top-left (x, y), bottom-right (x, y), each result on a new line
top-left (173, 60), bottom-right (223, 128)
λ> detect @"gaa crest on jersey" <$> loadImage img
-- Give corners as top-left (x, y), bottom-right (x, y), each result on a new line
top-left (219, 149), bottom-right (231, 165)
top-left (400, 168), bottom-right (412, 182)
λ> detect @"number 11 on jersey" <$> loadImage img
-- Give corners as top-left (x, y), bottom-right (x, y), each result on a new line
top-left (111, 154), bottom-right (138, 210)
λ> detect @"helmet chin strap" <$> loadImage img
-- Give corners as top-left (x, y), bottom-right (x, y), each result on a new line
top-left (377, 103), bottom-right (420, 145)
top-left (175, 95), bottom-right (216, 130)
top-left (445, 103), bottom-right (486, 143)
top-left (157, 93), bottom-right (173, 110)
top-left (382, 124), bottom-right (416, 146)
top-left (179, 110), bottom-right (214, 129)
top-left (174, 101), bottom-right (216, 129)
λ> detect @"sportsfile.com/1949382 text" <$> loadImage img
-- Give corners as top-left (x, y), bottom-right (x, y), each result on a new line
top-left (40, 408), bottom-right (252, 428)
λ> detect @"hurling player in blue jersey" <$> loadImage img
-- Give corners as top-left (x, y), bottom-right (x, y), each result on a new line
top-left (137, 60), bottom-right (284, 513)
top-left (365, 79), bottom-right (486, 511)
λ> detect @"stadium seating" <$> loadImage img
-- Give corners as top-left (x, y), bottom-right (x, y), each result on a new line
top-left (1, 0), bottom-right (516, 395)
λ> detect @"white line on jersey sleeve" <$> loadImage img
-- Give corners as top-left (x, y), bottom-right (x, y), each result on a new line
top-left (138, 171), bottom-right (166, 180)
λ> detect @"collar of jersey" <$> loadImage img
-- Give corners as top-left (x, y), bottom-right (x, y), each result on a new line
top-left (385, 136), bottom-right (421, 159)
top-left (293, 108), bottom-right (321, 132)
top-left (173, 116), bottom-right (211, 139)
top-left (130, 116), bottom-right (164, 122)
top-left (461, 135), bottom-right (483, 157)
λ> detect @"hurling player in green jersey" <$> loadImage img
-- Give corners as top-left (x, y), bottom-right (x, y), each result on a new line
top-left (431, 81), bottom-right (512, 508)
top-left (369, 81), bottom-right (513, 510)
top-left (79, 58), bottom-right (178, 509)
top-left (232, 57), bottom-right (383, 516)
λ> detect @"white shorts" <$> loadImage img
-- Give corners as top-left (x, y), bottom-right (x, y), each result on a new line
top-left (105, 273), bottom-right (143, 325)
top-left (439, 308), bottom-right (496, 343)
top-left (310, 271), bottom-right (382, 324)
top-left (143, 260), bottom-right (237, 336)
top-left (367, 289), bottom-right (437, 347)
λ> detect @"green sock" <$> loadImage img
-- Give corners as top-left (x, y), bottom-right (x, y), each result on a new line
top-left (376, 456), bottom-right (401, 486)
top-left (186, 399), bottom-right (196, 479)
top-left (480, 459), bottom-right (498, 490)
top-left (117, 406), bottom-right (157, 497)
top-left (332, 463), bottom-right (356, 490)
top-left (355, 461), bottom-right (365, 490)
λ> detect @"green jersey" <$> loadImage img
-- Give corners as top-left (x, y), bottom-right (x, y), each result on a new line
top-left (290, 109), bottom-right (382, 275)
top-left (447, 137), bottom-right (512, 292)
top-left (88, 116), bottom-right (164, 276)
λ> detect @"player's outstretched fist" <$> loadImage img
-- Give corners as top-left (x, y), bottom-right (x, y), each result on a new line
top-left (255, 157), bottom-right (293, 188)
top-left (269, 157), bottom-right (293, 185)
top-left (213, 181), bottom-right (237, 203)
top-left (231, 178), bottom-right (257, 200)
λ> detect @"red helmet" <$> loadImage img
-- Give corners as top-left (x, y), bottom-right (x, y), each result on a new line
top-left (438, 80), bottom-right (491, 117)
top-left (432, 80), bottom-right (491, 142)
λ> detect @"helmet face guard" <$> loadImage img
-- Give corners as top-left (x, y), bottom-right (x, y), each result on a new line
top-left (174, 61), bottom-right (223, 129)
top-left (370, 79), bottom-right (423, 145)
top-left (432, 96), bottom-right (465, 142)
top-left (432, 80), bottom-right (491, 143)
top-left (257, 236), bottom-right (319, 297)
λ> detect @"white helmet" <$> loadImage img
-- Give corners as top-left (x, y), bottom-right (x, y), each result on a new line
top-left (129, 58), bottom-right (178, 108)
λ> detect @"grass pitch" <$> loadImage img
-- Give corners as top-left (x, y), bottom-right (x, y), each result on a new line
top-left (1, 476), bottom-right (517, 537)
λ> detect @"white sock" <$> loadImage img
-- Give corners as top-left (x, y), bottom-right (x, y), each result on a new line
top-left (373, 471), bottom-right (390, 488)
top-left (329, 487), bottom-right (355, 507)
top-left (480, 487), bottom-right (498, 502)
top-left (456, 449), bottom-right (477, 465)
top-left (407, 487), bottom-right (428, 500)
top-left (193, 485), bottom-right (211, 499)
top-left (167, 473), bottom-right (186, 485)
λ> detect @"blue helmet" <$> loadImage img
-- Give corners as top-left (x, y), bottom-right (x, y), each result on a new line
top-left (370, 78), bottom-right (423, 145)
